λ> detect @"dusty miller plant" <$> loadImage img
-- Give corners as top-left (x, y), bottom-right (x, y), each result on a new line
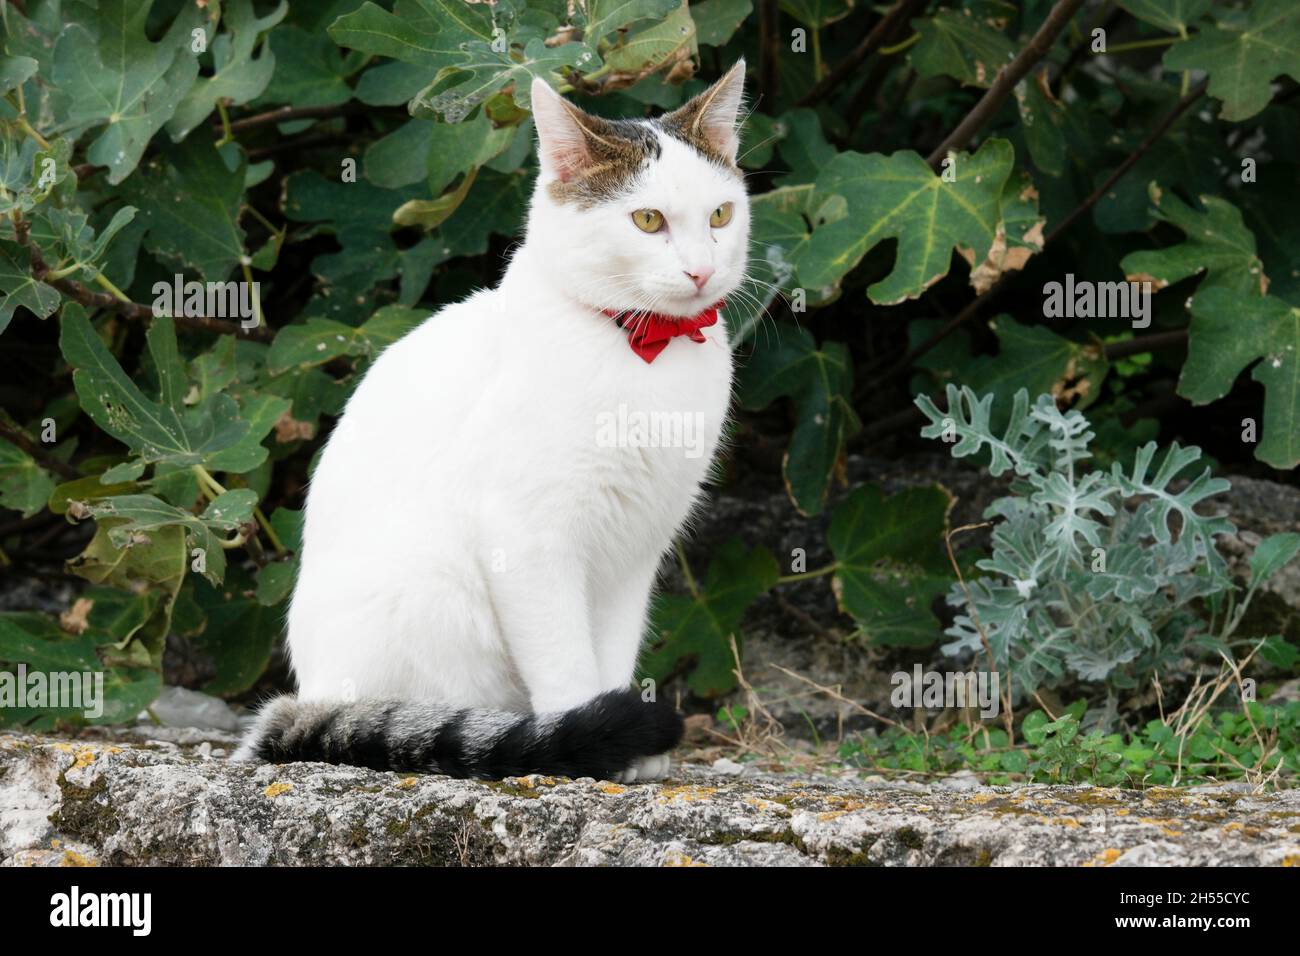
top-left (917, 385), bottom-right (1297, 722)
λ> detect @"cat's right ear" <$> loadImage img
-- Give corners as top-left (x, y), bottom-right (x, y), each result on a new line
top-left (531, 78), bottom-right (609, 183)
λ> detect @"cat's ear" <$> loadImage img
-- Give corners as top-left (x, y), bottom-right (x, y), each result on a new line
top-left (530, 78), bottom-right (615, 183)
top-left (662, 59), bottom-right (747, 163)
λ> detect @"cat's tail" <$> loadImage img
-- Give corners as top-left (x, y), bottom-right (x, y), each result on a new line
top-left (232, 688), bottom-right (684, 781)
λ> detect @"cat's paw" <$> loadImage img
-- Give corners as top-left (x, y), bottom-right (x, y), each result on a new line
top-left (613, 753), bottom-right (671, 783)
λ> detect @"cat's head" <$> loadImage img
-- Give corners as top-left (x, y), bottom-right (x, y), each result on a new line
top-left (528, 61), bottom-right (749, 320)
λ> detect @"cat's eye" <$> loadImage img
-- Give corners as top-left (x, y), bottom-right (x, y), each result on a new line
top-left (632, 209), bottom-right (665, 233)
top-left (710, 202), bottom-right (734, 228)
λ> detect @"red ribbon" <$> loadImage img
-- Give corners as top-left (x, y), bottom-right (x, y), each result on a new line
top-left (603, 301), bottom-right (724, 364)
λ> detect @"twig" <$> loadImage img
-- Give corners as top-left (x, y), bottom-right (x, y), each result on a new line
top-left (219, 102), bottom-right (367, 135)
top-left (26, 244), bottom-right (273, 342)
top-left (1103, 329), bottom-right (1188, 360)
top-left (796, 0), bottom-right (927, 107)
top-left (769, 663), bottom-right (904, 730)
top-left (1043, 78), bottom-right (1208, 244)
top-left (926, 0), bottom-right (1087, 170)
top-left (1056, 4), bottom-right (1123, 82)
top-left (247, 134), bottom-right (352, 161)
top-left (757, 0), bottom-right (781, 114)
top-left (0, 419), bottom-right (78, 478)
top-left (944, 517), bottom-right (1013, 739)
top-left (879, 78), bottom-right (1209, 386)
top-left (773, 591), bottom-right (836, 641)
top-left (859, 331), bottom-right (1188, 445)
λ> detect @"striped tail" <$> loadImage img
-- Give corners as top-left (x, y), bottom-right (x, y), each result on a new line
top-left (233, 688), bottom-right (683, 781)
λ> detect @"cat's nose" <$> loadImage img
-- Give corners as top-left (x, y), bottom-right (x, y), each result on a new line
top-left (684, 267), bottom-right (714, 291)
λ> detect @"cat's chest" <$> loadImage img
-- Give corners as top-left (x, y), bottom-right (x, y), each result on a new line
top-left (571, 324), bottom-right (733, 524)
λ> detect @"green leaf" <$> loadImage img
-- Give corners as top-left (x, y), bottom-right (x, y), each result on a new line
top-left (1110, 440), bottom-right (1235, 574)
top-left (0, 438), bottom-right (55, 518)
top-left (0, 55), bottom-right (38, 95)
top-left (50, 0), bottom-right (202, 183)
top-left (280, 170), bottom-right (426, 317)
top-left (910, 6), bottom-right (1018, 88)
top-left (413, 38), bottom-right (597, 122)
top-left (1164, 0), bottom-right (1300, 121)
top-left (962, 317), bottom-right (1109, 413)
top-left (0, 241), bottom-right (60, 332)
top-left (59, 306), bottom-right (258, 472)
top-left (1249, 533), bottom-right (1300, 590)
top-left (802, 139), bottom-right (1014, 303)
top-left (267, 305), bottom-right (427, 373)
top-left (1117, 0), bottom-right (1213, 34)
top-left (66, 519), bottom-right (187, 662)
top-left (600, 1), bottom-right (697, 78)
top-left (0, 606), bottom-right (162, 727)
top-left (191, 566), bottom-right (283, 695)
top-left (438, 167), bottom-right (532, 256)
top-left (122, 137), bottom-right (249, 282)
top-left (49, 475), bottom-right (141, 515)
top-left (1021, 709), bottom-right (1049, 744)
top-left (774, 109), bottom-right (836, 187)
top-left (25, 205), bottom-right (137, 285)
top-left (168, 0), bottom-right (289, 138)
top-left (1014, 70), bottom-right (1066, 177)
top-left (580, 0), bottom-right (682, 44)
top-left (327, 0), bottom-right (494, 68)
top-left (0, 133), bottom-right (73, 217)
top-left (392, 166), bottom-right (479, 230)
top-left (641, 540), bottom-right (779, 697)
top-left (739, 324), bottom-right (859, 516)
top-left (255, 559), bottom-right (297, 606)
top-left (425, 113), bottom-right (518, 194)
top-left (1258, 635), bottom-right (1300, 669)
top-left (960, 170), bottom-right (1045, 294)
top-left (204, 392), bottom-right (292, 473)
top-left (1181, 288), bottom-right (1300, 469)
top-left (257, 22), bottom-right (367, 109)
top-left (0, 612), bottom-right (100, 671)
top-left (269, 507), bottom-right (305, 552)
top-left (828, 484), bottom-right (954, 647)
top-left (692, 0), bottom-right (753, 46)
top-left (1121, 186), bottom-right (1268, 298)
top-left (779, 0), bottom-right (853, 29)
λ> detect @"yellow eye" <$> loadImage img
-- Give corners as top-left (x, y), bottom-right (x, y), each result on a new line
top-left (710, 202), bottom-right (734, 228)
top-left (632, 209), bottom-right (664, 233)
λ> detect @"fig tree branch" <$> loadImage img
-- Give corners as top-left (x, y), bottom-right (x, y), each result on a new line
top-left (926, 0), bottom-right (1088, 170)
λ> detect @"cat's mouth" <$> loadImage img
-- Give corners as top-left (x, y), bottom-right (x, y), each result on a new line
top-left (657, 286), bottom-right (725, 318)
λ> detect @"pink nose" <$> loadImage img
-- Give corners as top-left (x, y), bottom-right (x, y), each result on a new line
top-left (685, 267), bottom-right (714, 291)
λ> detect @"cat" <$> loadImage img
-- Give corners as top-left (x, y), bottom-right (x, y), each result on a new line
top-left (234, 61), bottom-right (750, 783)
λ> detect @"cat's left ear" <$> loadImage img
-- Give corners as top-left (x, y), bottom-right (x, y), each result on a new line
top-left (662, 59), bottom-right (747, 164)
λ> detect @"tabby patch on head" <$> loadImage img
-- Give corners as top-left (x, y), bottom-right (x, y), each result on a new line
top-left (532, 61), bottom-right (747, 208)
top-left (544, 112), bottom-right (664, 207)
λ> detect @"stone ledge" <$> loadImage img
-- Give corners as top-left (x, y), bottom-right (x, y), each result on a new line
top-left (3, 731), bottom-right (1298, 866)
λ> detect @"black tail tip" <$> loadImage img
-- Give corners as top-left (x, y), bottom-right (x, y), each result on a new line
top-left (582, 687), bottom-right (685, 759)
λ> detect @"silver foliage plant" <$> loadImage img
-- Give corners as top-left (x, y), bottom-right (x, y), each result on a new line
top-left (916, 385), bottom-right (1297, 717)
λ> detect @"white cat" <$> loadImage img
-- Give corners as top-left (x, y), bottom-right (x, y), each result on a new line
top-left (236, 62), bottom-right (750, 782)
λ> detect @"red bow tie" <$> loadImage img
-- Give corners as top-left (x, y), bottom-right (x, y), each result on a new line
top-left (603, 302), bottom-right (723, 364)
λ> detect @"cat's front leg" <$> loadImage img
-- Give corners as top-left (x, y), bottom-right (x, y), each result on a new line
top-left (488, 544), bottom-right (602, 713)
top-left (591, 557), bottom-right (660, 692)
top-left (592, 557), bottom-right (675, 783)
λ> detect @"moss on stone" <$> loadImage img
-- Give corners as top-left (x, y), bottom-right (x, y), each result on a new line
top-left (824, 838), bottom-right (878, 866)
top-left (896, 826), bottom-right (924, 849)
top-left (50, 772), bottom-right (118, 842)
